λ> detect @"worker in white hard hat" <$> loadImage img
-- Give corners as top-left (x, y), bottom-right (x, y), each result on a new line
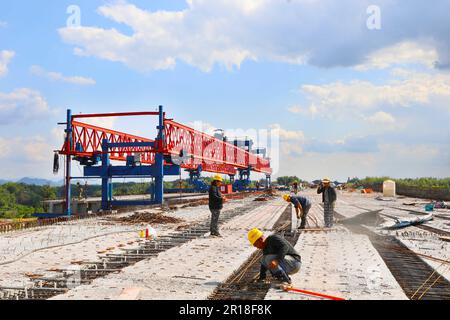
top-left (317, 177), bottom-right (337, 228)
top-left (248, 228), bottom-right (301, 285)
top-left (209, 175), bottom-right (227, 237)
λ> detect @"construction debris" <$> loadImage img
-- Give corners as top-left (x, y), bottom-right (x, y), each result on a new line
top-left (113, 212), bottom-right (184, 225)
top-left (25, 273), bottom-right (44, 279)
top-left (381, 214), bottom-right (433, 230)
top-left (181, 200), bottom-right (209, 208)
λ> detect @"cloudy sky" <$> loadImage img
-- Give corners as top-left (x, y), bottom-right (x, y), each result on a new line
top-left (1, 0), bottom-right (450, 182)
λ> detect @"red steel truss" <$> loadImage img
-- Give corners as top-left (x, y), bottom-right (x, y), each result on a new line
top-left (164, 120), bottom-right (271, 174)
top-left (60, 113), bottom-right (272, 175)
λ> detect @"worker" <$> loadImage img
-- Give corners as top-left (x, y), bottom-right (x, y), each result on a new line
top-left (83, 181), bottom-right (89, 199)
top-left (209, 175), bottom-right (227, 237)
top-left (291, 182), bottom-right (299, 195)
top-left (317, 177), bottom-right (337, 228)
top-left (248, 229), bottom-right (301, 285)
top-left (283, 194), bottom-right (312, 230)
top-left (76, 182), bottom-right (83, 200)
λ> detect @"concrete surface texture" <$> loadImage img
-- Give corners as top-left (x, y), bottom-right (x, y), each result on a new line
top-left (335, 192), bottom-right (450, 284)
top-left (265, 229), bottom-right (407, 300)
top-left (1, 189), bottom-right (449, 300)
top-left (51, 200), bottom-right (287, 300)
top-left (0, 199), bottom-right (251, 288)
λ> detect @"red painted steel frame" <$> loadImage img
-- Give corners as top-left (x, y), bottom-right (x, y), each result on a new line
top-left (60, 112), bottom-right (272, 175)
top-left (164, 120), bottom-right (271, 174)
top-left (72, 111), bottom-right (161, 119)
top-left (61, 121), bottom-right (156, 164)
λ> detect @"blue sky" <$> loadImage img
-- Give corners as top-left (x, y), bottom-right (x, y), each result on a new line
top-left (1, 0), bottom-right (450, 182)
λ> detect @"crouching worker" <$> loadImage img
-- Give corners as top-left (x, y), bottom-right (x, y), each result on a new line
top-left (248, 228), bottom-right (301, 285)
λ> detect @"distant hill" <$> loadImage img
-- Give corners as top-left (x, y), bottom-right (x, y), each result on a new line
top-left (18, 178), bottom-right (51, 186)
top-left (0, 178), bottom-right (64, 186)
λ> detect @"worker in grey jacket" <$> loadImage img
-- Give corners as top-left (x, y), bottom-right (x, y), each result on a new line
top-left (208, 175), bottom-right (227, 237)
top-left (317, 177), bottom-right (337, 228)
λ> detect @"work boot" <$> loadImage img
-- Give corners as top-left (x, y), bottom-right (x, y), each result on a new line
top-left (210, 232), bottom-right (222, 238)
top-left (273, 274), bottom-right (292, 284)
top-left (272, 271), bottom-right (291, 284)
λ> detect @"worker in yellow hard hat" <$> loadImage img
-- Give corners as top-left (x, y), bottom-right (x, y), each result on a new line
top-left (283, 193), bottom-right (312, 230)
top-left (317, 177), bottom-right (337, 228)
top-left (248, 228), bottom-right (301, 285)
top-left (209, 175), bottom-right (227, 237)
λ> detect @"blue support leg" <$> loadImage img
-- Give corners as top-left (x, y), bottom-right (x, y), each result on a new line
top-left (108, 180), bottom-right (113, 202)
top-left (154, 153), bottom-right (164, 204)
top-left (267, 175), bottom-right (272, 189)
top-left (154, 105), bottom-right (165, 204)
top-left (101, 139), bottom-right (111, 211)
top-left (65, 109), bottom-right (72, 217)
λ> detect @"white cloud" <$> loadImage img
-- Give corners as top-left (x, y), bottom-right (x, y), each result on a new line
top-left (30, 65), bottom-right (96, 86)
top-left (277, 141), bottom-right (450, 181)
top-left (59, 2), bottom-right (257, 72)
top-left (378, 143), bottom-right (439, 160)
top-left (0, 50), bottom-right (15, 77)
top-left (0, 88), bottom-right (56, 124)
top-left (188, 121), bottom-right (217, 136)
top-left (290, 70), bottom-right (450, 121)
top-left (277, 151), bottom-right (378, 182)
top-left (23, 137), bottom-right (53, 162)
top-left (0, 21), bottom-right (7, 28)
top-left (0, 136), bottom-right (53, 162)
top-left (0, 137), bottom-right (12, 159)
top-left (268, 124), bottom-right (305, 157)
top-left (269, 124), bottom-right (305, 142)
top-left (51, 127), bottom-right (65, 143)
top-left (81, 117), bottom-right (116, 129)
top-left (355, 41), bottom-right (439, 71)
top-left (279, 144), bottom-right (303, 157)
top-left (365, 111), bottom-right (396, 125)
top-left (288, 104), bottom-right (319, 118)
top-left (58, 1), bottom-right (450, 72)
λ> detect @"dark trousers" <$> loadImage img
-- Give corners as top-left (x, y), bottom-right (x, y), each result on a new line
top-left (299, 204), bottom-right (312, 229)
top-left (210, 209), bottom-right (221, 234)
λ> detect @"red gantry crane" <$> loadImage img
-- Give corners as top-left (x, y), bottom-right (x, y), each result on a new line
top-left (58, 106), bottom-right (272, 216)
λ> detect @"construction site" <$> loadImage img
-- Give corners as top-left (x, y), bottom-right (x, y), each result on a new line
top-left (2, 2), bottom-right (450, 311)
top-left (0, 107), bottom-right (449, 301)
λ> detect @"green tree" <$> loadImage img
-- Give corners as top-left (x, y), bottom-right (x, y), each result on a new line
top-left (276, 176), bottom-right (301, 186)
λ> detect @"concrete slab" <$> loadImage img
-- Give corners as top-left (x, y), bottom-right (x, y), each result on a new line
top-left (0, 198), bottom-right (252, 288)
top-left (3, 189), bottom-right (448, 301)
top-left (265, 228), bottom-right (407, 300)
top-left (51, 200), bottom-right (288, 300)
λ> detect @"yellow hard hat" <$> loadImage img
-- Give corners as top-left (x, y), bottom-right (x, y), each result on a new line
top-left (213, 175), bottom-right (223, 182)
top-left (283, 194), bottom-right (290, 202)
top-left (248, 228), bottom-right (263, 246)
top-left (322, 177), bottom-right (331, 183)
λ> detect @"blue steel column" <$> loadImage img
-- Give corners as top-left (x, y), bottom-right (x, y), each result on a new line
top-left (154, 105), bottom-right (164, 204)
top-left (101, 139), bottom-right (111, 210)
top-left (65, 109), bottom-right (72, 216)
